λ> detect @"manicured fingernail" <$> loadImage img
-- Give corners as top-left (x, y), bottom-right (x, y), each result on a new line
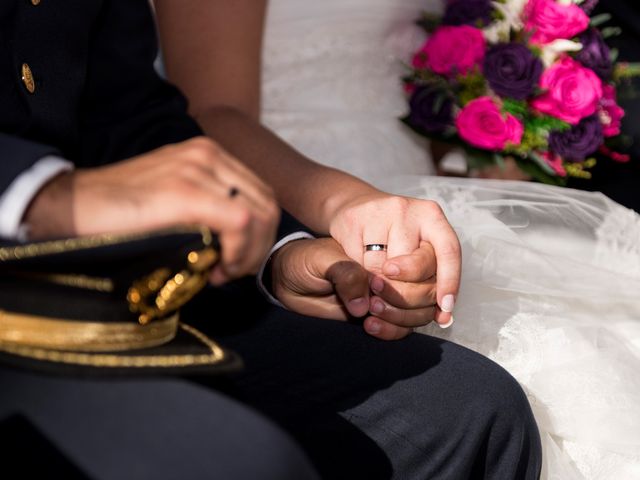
top-left (440, 294), bottom-right (455, 313)
top-left (348, 297), bottom-right (368, 315)
top-left (367, 320), bottom-right (381, 335)
top-left (438, 316), bottom-right (455, 329)
top-left (370, 299), bottom-right (385, 315)
top-left (371, 277), bottom-right (384, 293)
top-left (383, 263), bottom-right (400, 277)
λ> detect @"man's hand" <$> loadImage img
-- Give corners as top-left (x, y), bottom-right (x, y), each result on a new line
top-left (271, 237), bottom-right (437, 340)
top-left (24, 137), bottom-right (280, 285)
top-left (328, 191), bottom-right (460, 329)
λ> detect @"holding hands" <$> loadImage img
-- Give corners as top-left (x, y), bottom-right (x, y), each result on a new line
top-left (328, 191), bottom-right (461, 337)
top-left (272, 190), bottom-right (461, 340)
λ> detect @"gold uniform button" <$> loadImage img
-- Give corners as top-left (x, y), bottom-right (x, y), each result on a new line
top-left (21, 63), bottom-right (35, 94)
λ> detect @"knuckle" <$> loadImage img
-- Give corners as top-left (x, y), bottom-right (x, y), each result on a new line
top-left (178, 162), bottom-right (202, 180)
top-left (234, 206), bottom-right (252, 229)
top-left (341, 205), bottom-right (359, 226)
top-left (439, 240), bottom-right (461, 259)
top-left (386, 196), bottom-right (410, 216)
top-left (424, 199), bottom-right (445, 217)
top-left (185, 137), bottom-right (221, 160)
top-left (264, 201), bottom-right (280, 224)
top-left (168, 176), bottom-right (196, 196)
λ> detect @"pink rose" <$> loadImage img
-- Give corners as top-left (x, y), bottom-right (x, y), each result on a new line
top-left (524, 0), bottom-right (590, 45)
top-left (531, 56), bottom-right (603, 125)
top-left (456, 97), bottom-right (524, 151)
top-left (413, 25), bottom-right (485, 76)
top-left (598, 84), bottom-right (625, 137)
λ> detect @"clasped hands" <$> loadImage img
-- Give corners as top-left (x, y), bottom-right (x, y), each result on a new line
top-left (26, 137), bottom-right (460, 340)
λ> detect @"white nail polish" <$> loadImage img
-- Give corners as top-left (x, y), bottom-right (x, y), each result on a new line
top-left (438, 317), bottom-right (454, 329)
top-left (440, 294), bottom-right (455, 313)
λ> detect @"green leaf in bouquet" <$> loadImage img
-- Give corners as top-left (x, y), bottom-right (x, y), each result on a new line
top-left (490, 8), bottom-right (506, 23)
top-left (605, 133), bottom-right (633, 150)
top-left (601, 27), bottom-right (622, 40)
top-left (590, 13), bottom-right (612, 28)
top-left (610, 48), bottom-right (620, 64)
top-left (401, 74), bottom-right (414, 84)
top-left (506, 127), bottom-right (548, 157)
top-left (433, 92), bottom-right (447, 115)
top-left (411, 69), bottom-right (452, 91)
top-left (463, 147), bottom-right (499, 170)
top-left (613, 62), bottom-right (640, 83)
top-left (529, 45), bottom-right (543, 58)
top-left (515, 155), bottom-right (567, 186)
top-left (528, 151), bottom-right (557, 175)
top-left (528, 115), bottom-right (571, 135)
top-left (502, 99), bottom-right (529, 118)
top-left (457, 71), bottom-right (487, 106)
top-left (416, 12), bottom-right (442, 33)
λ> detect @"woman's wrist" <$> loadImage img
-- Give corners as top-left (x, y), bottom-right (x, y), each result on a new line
top-left (317, 171), bottom-right (380, 233)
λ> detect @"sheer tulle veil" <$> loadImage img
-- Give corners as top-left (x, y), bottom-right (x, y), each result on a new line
top-left (387, 176), bottom-right (640, 479)
top-left (262, 0), bottom-right (640, 477)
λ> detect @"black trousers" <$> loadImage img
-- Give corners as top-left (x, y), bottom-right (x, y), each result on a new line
top-left (0, 282), bottom-right (542, 479)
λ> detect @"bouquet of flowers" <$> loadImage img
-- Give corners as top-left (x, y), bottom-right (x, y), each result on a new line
top-left (403, 0), bottom-right (639, 184)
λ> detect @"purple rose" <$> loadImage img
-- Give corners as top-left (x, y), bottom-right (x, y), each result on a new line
top-left (443, 0), bottom-right (493, 26)
top-left (575, 28), bottom-right (613, 80)
top-left (483, 43), bottom-right (543, 100)
top-left (579, 0), bottom-right (599, 14)
top-left (548, 115), bottom-right (604, 161)
top-left (408, 87), bottom-right (454, 134)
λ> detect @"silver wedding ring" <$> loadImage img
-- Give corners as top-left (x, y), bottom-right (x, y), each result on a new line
top-left (364, 244), bottom-right (388, 252)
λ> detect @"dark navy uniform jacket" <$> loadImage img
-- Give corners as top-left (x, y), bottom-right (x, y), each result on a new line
top-left (0, 0), bottom-right (305, 239)
top-left (0, 0), bottom-right (201, 194)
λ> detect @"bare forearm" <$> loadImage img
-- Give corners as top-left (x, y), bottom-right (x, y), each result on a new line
top-left (194, 106), bottom-right (377, 234)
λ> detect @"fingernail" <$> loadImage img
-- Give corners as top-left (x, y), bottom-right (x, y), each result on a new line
top-left (367, 320), bottom-right (381, 335)
top-left (438, 316), bottom-right (455, 329)
top-left (348, 297), bottom-right (368, 315)
top-left (371, 276), bottom-right (384, 293)
top-left (440, 294), bottom-right (455, 313)
top-left (383, 263), bottom-right (400, 277)
top-left (370, 299), bottom-right (385, 315)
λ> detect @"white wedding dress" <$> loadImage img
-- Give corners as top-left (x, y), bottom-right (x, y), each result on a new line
top-left (262, 0), bottom-right (640, 478)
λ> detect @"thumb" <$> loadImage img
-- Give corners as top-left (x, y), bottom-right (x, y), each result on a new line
top-left (309, 239), bottom-right (371, 318)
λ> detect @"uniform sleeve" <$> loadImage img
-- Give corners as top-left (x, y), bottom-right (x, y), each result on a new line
top-left (0, 134), bottom-right (60, 194)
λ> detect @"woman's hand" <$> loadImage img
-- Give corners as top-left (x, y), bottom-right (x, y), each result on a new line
top-left (25, 137), bottom-right (280, 285)
top-left (328, 191), bottom-right (461, 335)
top-left (271, 237), bottom-right (438, 339)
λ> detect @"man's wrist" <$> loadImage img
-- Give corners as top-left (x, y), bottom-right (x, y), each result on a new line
top-left (0, 157), bottom-right (73, 240)
top-left (256, 231), bottom-right (315, 307)
top-left (24, 171), bottom-right (75, 240)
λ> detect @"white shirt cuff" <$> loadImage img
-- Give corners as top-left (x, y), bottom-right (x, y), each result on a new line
top-left (0, 156), bottom-right (74, 240)
top-left (256, 231), bottom-right (315, 307)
